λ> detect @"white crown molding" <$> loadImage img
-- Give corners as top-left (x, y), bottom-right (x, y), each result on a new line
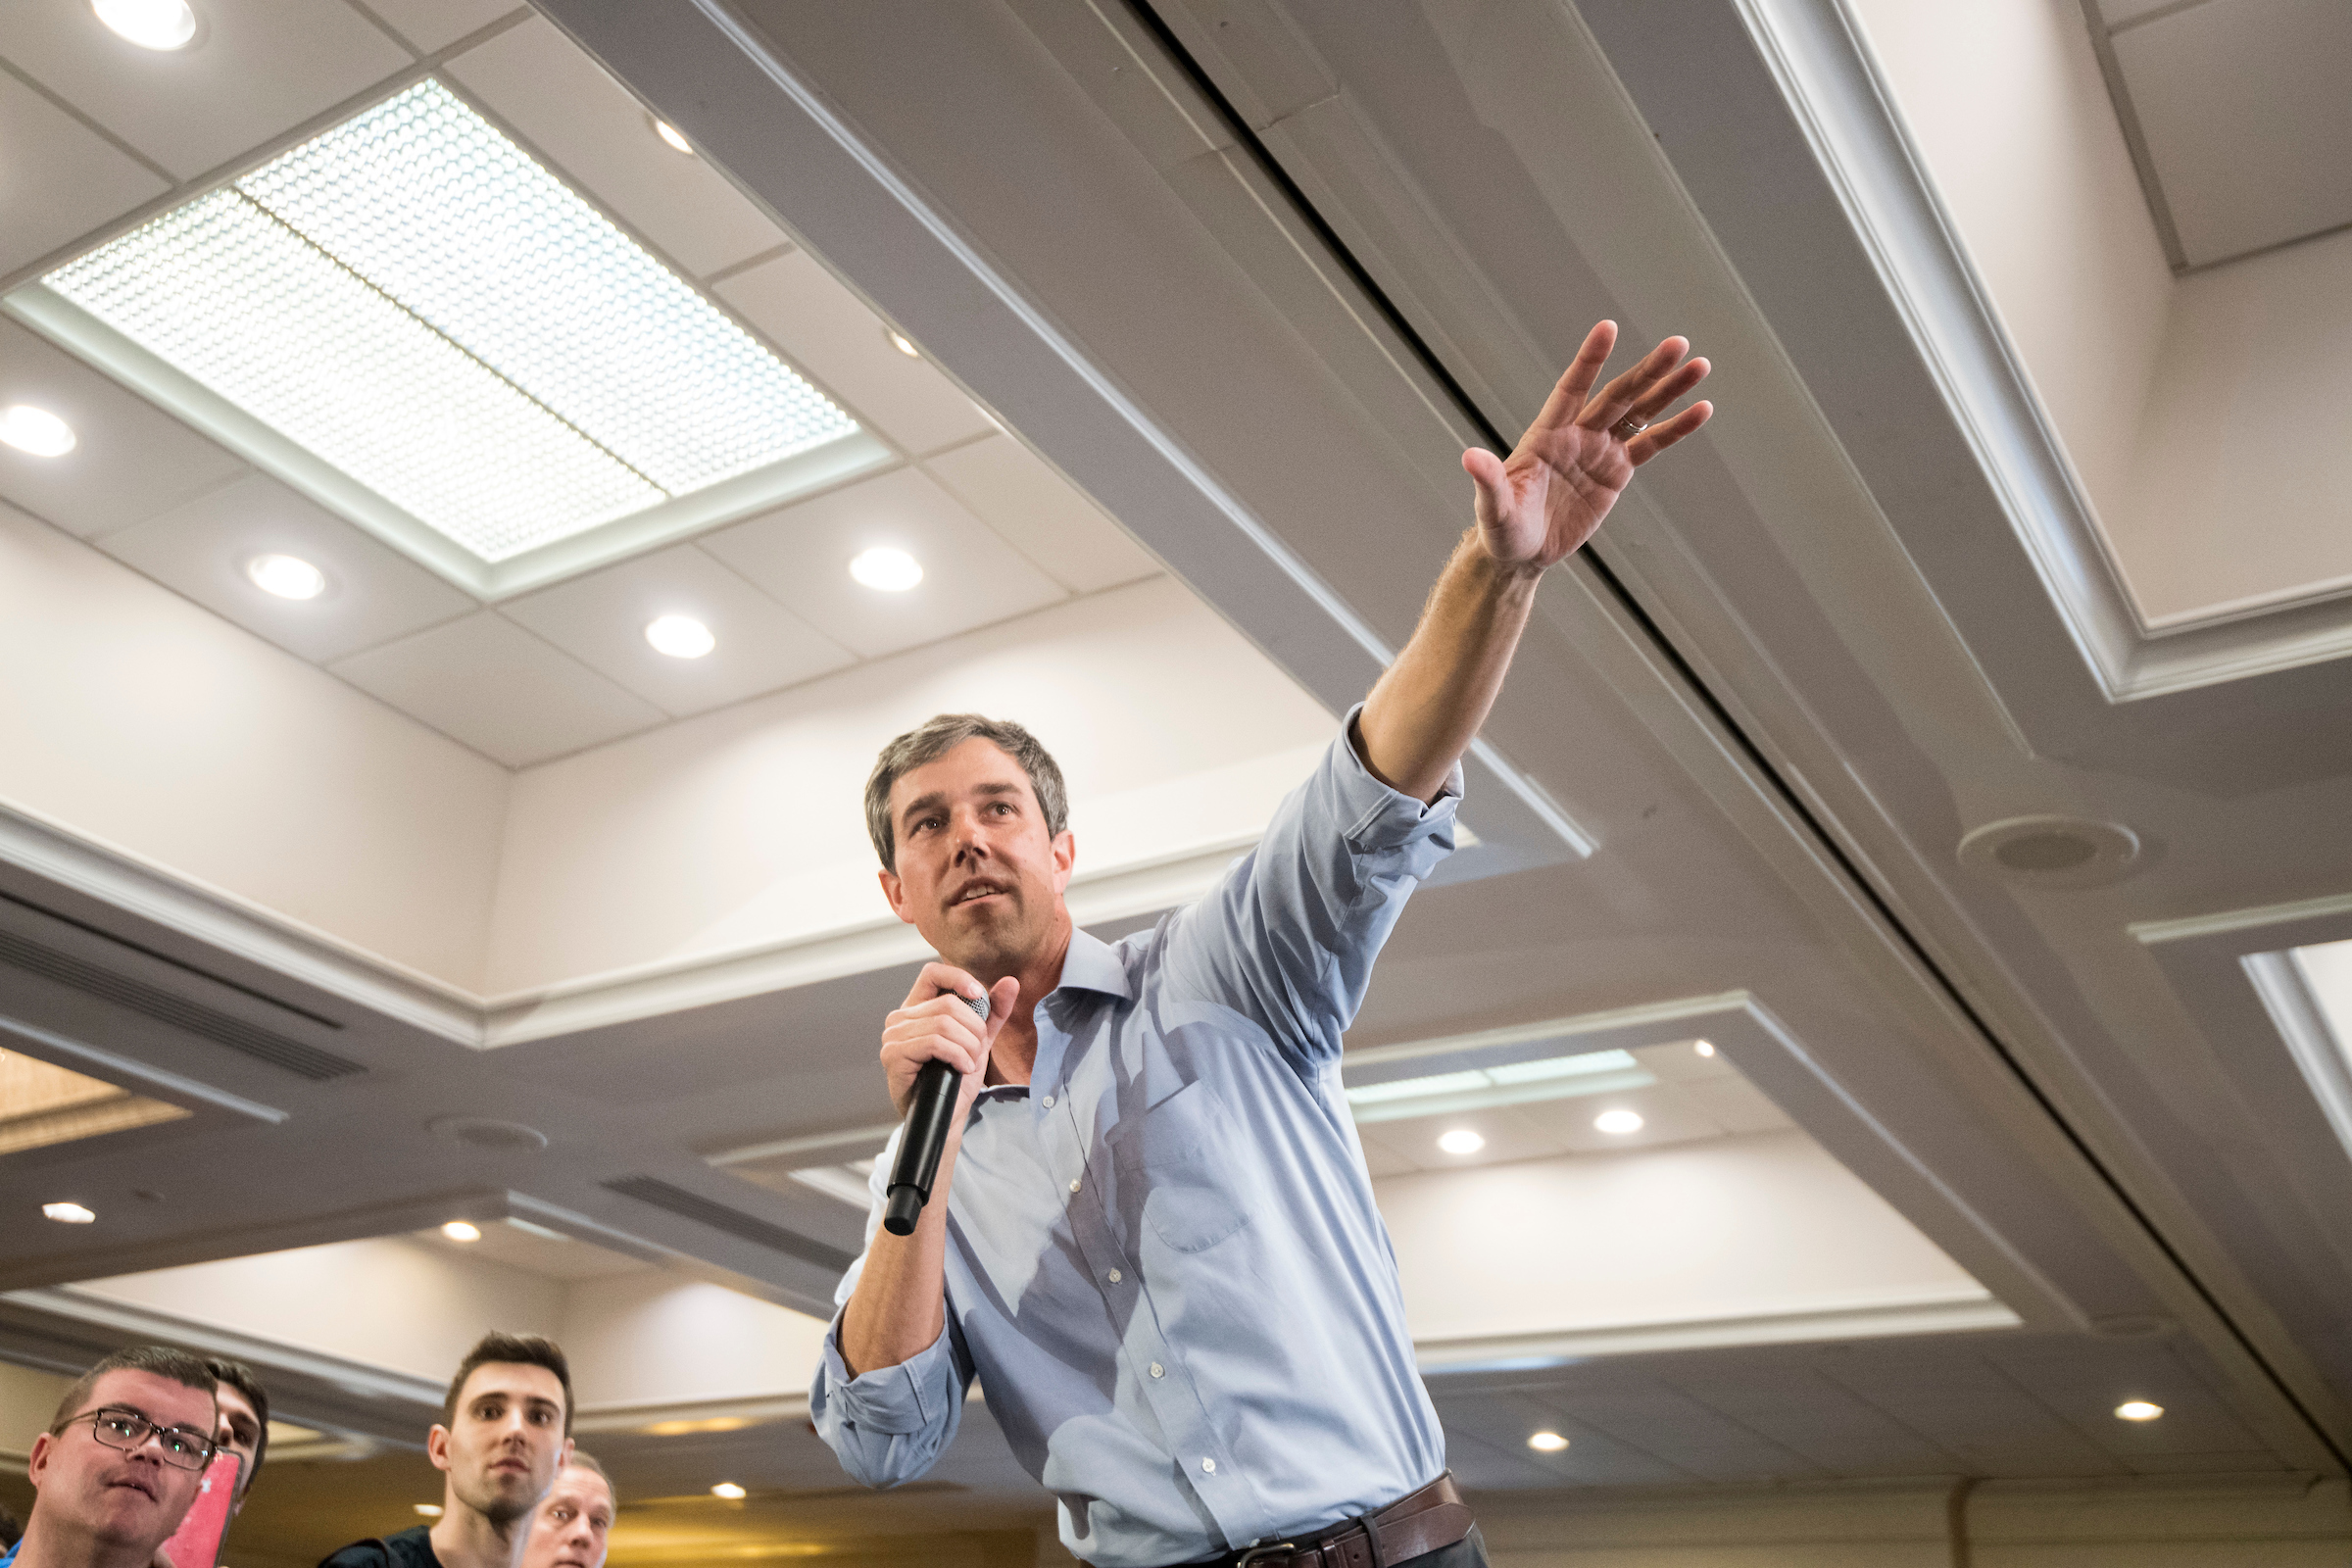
top-left (0, 793), bottom-right (1256, 1053)
top-left (1414, 1283), bottom-right (2016, 1372)
top-left (1732, 0), bottom-right (2352, 700)
top-left (2, 1285), bottom-right (447, 1409)
top-left (0, 794), bottom-right (485, 1044)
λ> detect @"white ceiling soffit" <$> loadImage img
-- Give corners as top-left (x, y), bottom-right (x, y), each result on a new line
top-left (1696, 0), bottom-right (2352, 704)
top-left (2079, 0), bottom-right (2352, 272)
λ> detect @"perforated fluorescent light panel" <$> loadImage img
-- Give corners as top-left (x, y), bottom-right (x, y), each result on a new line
top-left (22, 81), bottom-right (870, 590)
top-left (1343, 1048), bottom-right (1650, 1123)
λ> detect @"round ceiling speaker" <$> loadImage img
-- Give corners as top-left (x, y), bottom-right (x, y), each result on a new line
top-left (427, 1116), bottom-right (549, 1152)
top-left (1956, 815), bottom-right (2141, 889)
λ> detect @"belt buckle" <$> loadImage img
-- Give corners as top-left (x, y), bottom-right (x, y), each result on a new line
top-left (1234, 1543), bottom-right (1296, 1568)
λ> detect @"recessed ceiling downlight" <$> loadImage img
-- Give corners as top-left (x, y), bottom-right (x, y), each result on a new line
top-left (1527, 1432), bottom-right (1569, 1452)
top-left (710, 1483), bottom-right (747, 1500)
top-left (441, 1220), bottom-right (482, 1243)
top-left (2115, 1400), bottom-right (2163, 1422)
top-left (645, 614), bottom-right (715, 659)
top-left (1593, 1108), bottom-right (1643, 1135)
top-left (43, 1201), bottom-right (97, 1223)
top-left (1437, 1129), bottom-right (1485, 1155)
top-left (652, 117), bottom-right (694, 155)
top-left (888, 329), bottom-right (919, 358)
top-left (93, 0), bottom-right (196, 50)
top-left (0, 405), bottom-right (77, 457)
top-left (248, 554), bottom-right (326, 600)
top-left (850, 547), bottom-right (923, 592)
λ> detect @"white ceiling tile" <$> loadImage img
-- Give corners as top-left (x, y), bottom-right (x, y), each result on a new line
top-left (1678, 1076), bottom-right (1795, 1136)
top-left (1630, 1038), bottom-right (1738, 1084)
top-left (330, 611), bottom-right (663, 767)
top-left (361, 0), bottom-right (520, 55)
top-left (715, 252), bottom-right (996, 455)
top-left (701, 466), bottom-right (1066, 659)
top-left (925, 434), bottom-right (1160, 594)
top-left (2115, 0), bottom-right (2352, 265)
top-left (1546, 1083), bottom-right (1726, 1154)
top-left (501, 544), bottom-right (855, 717)
top-left (97, 471), bottom-right (474, 663)
top-left (0, 0), bottom-right (411, 182)
top-left (444, 17), bottom-right (790, 280)
top-left (0, 318), bottom-right (246, 537)
top-left (0, 69), bottom-right (171, 278)
top-left (1362, 1104), bottom-right (1571, 1171)
top-left (1352, 1131), bottom-right (1419, 1178)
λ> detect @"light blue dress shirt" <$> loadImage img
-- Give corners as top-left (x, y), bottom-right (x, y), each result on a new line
top-left (810, 714), bottom-right (1461, 1567)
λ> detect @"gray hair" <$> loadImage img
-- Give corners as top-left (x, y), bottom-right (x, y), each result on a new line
top-left (865, 714), bottom-right (1068, 870)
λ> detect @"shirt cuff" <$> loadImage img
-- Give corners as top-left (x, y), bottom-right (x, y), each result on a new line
top-left (1336, 703), bottom-right (1464, 848)
top-left (815, 1309), bottom-right (956, 1436)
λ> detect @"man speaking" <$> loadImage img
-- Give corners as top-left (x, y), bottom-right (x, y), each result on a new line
top-left (809, 325), bottom-right (1712, 1568)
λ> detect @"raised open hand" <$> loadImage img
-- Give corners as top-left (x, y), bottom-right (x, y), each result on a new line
top-left (1462, 320), bottom-right (1712, 571)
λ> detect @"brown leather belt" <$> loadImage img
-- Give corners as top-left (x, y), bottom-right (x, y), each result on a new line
top-left (1170, 1473), bottom-right (1474, 1568)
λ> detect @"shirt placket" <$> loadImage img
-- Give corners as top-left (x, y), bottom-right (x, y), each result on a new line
top-left (1039, 1013), bottom-right (1267, 1549)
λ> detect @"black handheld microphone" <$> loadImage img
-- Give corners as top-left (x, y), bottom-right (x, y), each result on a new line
top-left (882, 989), bottom-right (991, 1237)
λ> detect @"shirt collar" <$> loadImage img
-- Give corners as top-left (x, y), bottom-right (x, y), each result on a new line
top-left (1054, 926), bottom-right (1131, 1002)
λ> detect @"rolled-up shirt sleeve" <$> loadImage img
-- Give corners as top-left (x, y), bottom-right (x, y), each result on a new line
top-left (808, 1132), bottom-right (976, 1487)
top-left (1161, 703), bottom-right (1460, 1071)
top-left (808, 1305), bottom-right (972, 1487)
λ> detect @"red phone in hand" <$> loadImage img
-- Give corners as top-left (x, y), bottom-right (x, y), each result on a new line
top-left (160, 1450), bottom-right (242, 1568)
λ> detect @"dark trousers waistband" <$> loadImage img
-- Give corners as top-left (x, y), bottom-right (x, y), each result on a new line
top-left (1161, 1472), bottom-right (1474, 1568)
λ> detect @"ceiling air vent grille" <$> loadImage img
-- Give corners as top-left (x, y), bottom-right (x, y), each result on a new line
top-left (603, 1175), bottom-right (855, 1273)
top-left (0, 927), bottom-right (364, 1081)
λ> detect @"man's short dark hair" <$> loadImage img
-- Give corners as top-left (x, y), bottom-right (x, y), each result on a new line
top-left (49, 1346), bottom-right (216, 1431)
top-left (205, 1357), bottom-right (270, 1494)
top-left (865, 714), bottom-right (1068, 870)
top-left (443, 1333), bottom-right (573, 1436)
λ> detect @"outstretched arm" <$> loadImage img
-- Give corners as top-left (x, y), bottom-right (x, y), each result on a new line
top-left (1356, 321), bottom-right (1712, 802)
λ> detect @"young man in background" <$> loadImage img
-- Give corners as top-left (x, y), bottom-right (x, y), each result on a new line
top-left (318, 1334), bottom-right (573, 1568)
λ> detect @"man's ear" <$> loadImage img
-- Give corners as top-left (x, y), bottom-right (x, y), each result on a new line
top-left (560, 1436), bottom-right (575, 1468)
top-left (878, 868), bottom-right (915, 925)
top-left (426, 1425), bottom-right (453, 1473)
top-left (1051, 830), bottom-right (1076, 894)
top-left (27, 1428), bottom-right (54, 1487)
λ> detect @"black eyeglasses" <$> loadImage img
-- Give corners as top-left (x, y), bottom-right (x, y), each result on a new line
top-left (58, 1406), bottom-right (219, 1472)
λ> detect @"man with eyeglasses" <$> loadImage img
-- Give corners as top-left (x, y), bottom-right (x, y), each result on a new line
top-left (3, 1348), bottom-right (218, 1568)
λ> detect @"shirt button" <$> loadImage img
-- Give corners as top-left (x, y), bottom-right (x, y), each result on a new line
top-left (1068, 1179), bottom-right (1081, 1193)
top-left (1200, 1458), bottom-right (1216, 1475)
top-left (1043, 1095), bottom-right (1054, 1107)
top-left (1150, 1362), bottom-right (1164, 1378)
top-left (1107, 1269), bottom-right (1122, 1284)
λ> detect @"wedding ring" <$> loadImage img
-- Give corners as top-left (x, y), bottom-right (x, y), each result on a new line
top-left (1610, 413), bottom-right (1649, 441)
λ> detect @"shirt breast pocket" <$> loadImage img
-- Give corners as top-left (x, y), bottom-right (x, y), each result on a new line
top-left (1111, 1079), bottom-right (1253, 1253)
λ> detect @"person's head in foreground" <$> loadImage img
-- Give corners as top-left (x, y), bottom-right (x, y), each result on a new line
top-left (18, 1346), bottom-right (218, 1568)
top-left (428, 1333), bottom-right (575, 1537)
top-left (200, 1358), bottom-right (268, 1514)
top-left (517, 1454), bottom-right (613, 1568)
top-left (867, 713), bottom-right (1073, 981)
